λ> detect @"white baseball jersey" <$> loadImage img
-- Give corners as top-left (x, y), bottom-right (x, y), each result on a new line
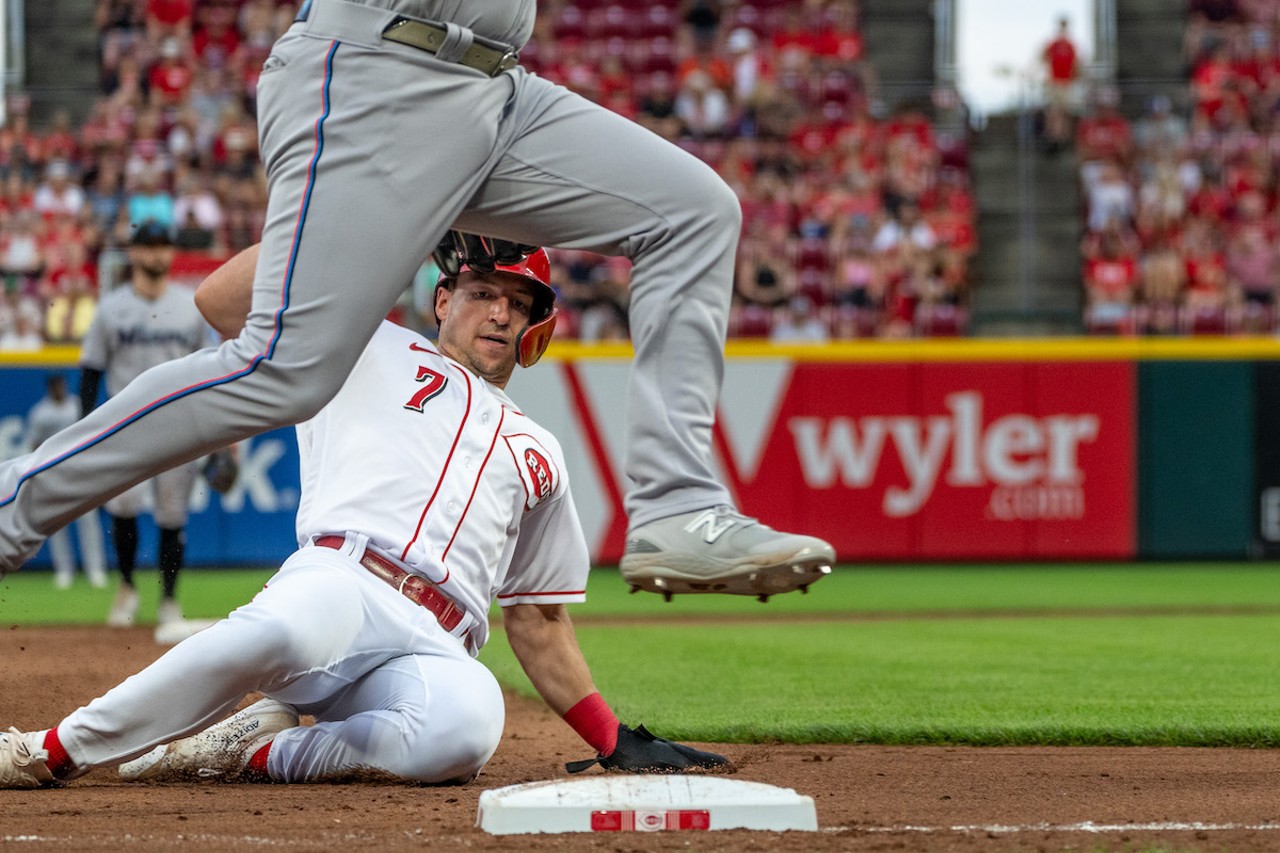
top-left (294, 320), bottom-right (590, 652)
top-left (79, 284), bottom-right (208, 395)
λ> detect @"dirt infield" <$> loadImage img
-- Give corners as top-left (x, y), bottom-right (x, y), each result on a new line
top-left (1, 626), bottom-right (1277, 852)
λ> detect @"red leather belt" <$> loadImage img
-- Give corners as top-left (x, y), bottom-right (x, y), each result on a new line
top-left (315, 536), bottom-right (466, 632)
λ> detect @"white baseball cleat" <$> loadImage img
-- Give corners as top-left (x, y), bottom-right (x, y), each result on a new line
top-left (118, 699), bottom-right (298, 782)
top-left (0, 728), bottom-right (55, 789)
top-left (107, 584), bottom-right (139, 627)
top-left (156, 597), bottom-right (183, 626)
top-left (619, 507), bottom-right (835, 601)
top-left (153, 618), bottom-right (219, 646)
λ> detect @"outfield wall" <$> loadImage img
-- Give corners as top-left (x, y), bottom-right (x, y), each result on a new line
top-left (1, 338), bottom-right (1275, 566)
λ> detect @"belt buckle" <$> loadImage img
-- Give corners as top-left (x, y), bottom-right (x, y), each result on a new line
top-left (492, 48), bottom-right (519, 76)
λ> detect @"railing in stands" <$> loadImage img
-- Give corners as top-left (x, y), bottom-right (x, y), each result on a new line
top-left (1090, 0), bottom-right (1117, 86)
top-left (4, 0), bottom-right (23, 91)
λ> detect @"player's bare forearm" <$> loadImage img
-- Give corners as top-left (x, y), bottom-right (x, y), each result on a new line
top-left (194, 243), bottom-right (259, 338)
top-left (501, 603), bottom-right (599, 716)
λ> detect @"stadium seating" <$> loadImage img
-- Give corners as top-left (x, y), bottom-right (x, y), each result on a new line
top-left (0, 0), bottom-right (974, 348)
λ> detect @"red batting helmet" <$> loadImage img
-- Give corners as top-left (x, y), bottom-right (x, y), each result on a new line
top-left (432, 231), bottom-right (558, 368)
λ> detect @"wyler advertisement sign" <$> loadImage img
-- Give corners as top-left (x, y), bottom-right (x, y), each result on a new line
top-left (716, 361), bottom-right (1136, 560)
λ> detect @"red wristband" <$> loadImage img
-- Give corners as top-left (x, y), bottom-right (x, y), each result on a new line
top-left (562, 693), bottom-right (619, 756)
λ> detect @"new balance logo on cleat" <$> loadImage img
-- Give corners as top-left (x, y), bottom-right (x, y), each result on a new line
top-left (682, 509), bottom-right (739, 543)
top-left (619, 507), bottom-right (835, 600)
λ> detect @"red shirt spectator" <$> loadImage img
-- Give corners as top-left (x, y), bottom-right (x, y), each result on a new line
top-left (41, 112), bottom-right (80, 167)
top-left (193, 15), bottom-right (242, 68)
top-left (814, 3), bottom-right (863, 63)
top-left (146, 0), bottom-right (193, 27)
top-left (1076, 103), bottom-right (1133, 165)
top-left (1085, 253), bottom-right (1139, 301)
top-left (149, 45), bottom-right (195, 105)
top-left (1042, 18), bottom-right (1079, 85)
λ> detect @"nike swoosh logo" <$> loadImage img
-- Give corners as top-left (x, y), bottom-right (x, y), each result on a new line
top-left (409, 342), bottom-right (433, 353)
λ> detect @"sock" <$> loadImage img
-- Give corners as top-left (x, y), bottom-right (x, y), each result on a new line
top-left (158, 527), bottom-right (185, 599)
top-left (562, 693), bottom-right (620, 756)
top-left (111, 515), bottom-right (138, 587)
top-left (246, 742), bottom-right (272, 778)
top-left (42, 727), bottom-right (74, 778)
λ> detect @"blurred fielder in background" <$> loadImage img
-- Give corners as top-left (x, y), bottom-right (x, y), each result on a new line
top-left (77, 221), bottom-right (210, 631)
top-left (23, 374), bottom-right (107, 591)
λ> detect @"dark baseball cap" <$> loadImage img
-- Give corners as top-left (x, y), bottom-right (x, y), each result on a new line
top-left (130, 221), bottom-right (174, 247)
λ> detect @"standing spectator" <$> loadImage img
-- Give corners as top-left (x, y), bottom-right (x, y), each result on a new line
top-left (25, 374), bottom-right (108, 590)
top-left (1040, 16), bottom-right (1081, 152)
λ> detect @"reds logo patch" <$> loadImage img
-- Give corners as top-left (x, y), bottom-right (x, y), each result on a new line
top-left (525, 448), bottom-right (553, 501)
top-left (505, 433), bottom-right (560, 511)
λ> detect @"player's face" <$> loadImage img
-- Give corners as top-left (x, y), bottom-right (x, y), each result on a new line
top-left (129, 243), bottom-right (175, 278)
top-left (436, 272), bottom-right (538, 387)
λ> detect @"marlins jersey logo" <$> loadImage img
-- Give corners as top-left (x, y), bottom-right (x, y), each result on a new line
top-left (504, 433), bottom-right (559, 512)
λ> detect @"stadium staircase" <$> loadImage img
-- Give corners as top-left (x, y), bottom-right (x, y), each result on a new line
top-left (862, 0), bottom-right (1084, 336)
top-left (22, 0), bottom-right (99, 124)
top-left (968, 113), bottom-right (1083, 336)
top-left (859, 0), bottom-right (935, 106)
top-left (1114, 0), bottom-right (1187, 112)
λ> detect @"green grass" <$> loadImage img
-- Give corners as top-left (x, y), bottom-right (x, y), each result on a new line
top-left (5, 563), bottom-right (1280, 747)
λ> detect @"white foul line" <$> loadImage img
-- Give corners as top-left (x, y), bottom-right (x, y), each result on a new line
top-left (836, 821), bottom-right (1280, 834)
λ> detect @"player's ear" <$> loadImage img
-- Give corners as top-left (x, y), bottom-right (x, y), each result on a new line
top-left (433, 283), bottom-right (452, 328)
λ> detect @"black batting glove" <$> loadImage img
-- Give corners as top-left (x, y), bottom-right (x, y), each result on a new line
top-left (566, 724), bottom-right (732, 774)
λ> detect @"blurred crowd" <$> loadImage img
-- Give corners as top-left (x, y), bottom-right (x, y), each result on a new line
top-left (0, 0), bottom-right (974, 350)
top-left (525, 0), bottom-right (973, 341)
top-left (1067, 0), bottom-right (1280, 334)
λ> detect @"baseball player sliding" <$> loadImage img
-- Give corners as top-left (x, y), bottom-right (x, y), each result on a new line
top-left (0, 0), bottom-right (834, 601)
top-left (0, 235), bottom-right (727, 789)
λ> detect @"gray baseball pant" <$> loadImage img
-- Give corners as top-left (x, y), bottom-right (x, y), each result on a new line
top-left (0, 0), bottom-right (738, 570)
